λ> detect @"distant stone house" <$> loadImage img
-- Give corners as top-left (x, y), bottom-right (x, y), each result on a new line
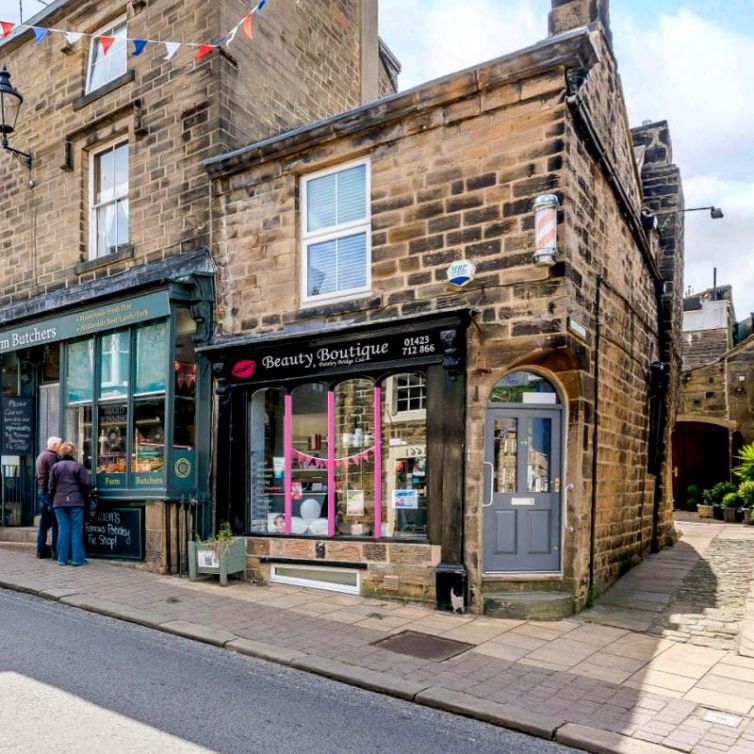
top-left (674, 286), bottom-right (754, 502)
top-left (199, 0), bottom-right (685, 617)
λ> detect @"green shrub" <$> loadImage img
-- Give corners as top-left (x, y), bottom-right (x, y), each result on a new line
top-left (686, 498), bottom-right (699, 509)
top-left (734, 443), bottom-right (754, 482)
top-left (702, 482), bottom-right (737, 505)
top-left (686, 484), bottom-right (700, 497)
top-left (738, 480), bottom-right (754, 508)
top-left (722, 491), bottom-right (744, 508)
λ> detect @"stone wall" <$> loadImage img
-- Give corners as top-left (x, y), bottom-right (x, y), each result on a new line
top-left (0, 0), bottom-right (374, 308)
top-left (728, 340), bottom-right (754, 445)
top-left (680, 363), bottom-right (727, 418)
top-left (246, 536), bottom-right (442, 602)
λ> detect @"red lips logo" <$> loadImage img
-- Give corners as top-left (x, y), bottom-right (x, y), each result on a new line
top-left (231, 360), bottom-right (256, 379)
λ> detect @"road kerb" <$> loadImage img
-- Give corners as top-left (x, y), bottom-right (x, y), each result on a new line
top-left (555, 723), bottom-right (682, 754)
top-left (415, 687), bottom-right (563, 739)
top-left (59, 595), bottom-right (169, 628)
top-left (226, 637), bottom-right (306, 665)
top-left (291, 656), bottom-right (428, 701)
top-left (158, 619), bottom-right (238, 647)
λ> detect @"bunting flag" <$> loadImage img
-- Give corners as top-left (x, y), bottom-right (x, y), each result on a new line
top-left (99, 35), bottom-right (115, 54)
top-left (194, 44), bottom-right (215, 62)
top-left (0, 0), bottom-right (273, 65)
top-left (293, 446), bottom-right (376, 468)
top-left (243, 13), bottom-right (253, 40)
top-left (32, 27), bottom-right (49, 45)
top-left (131, 39), bottom-right (148, 56)
top-left (163, 41), bottom-right (180, 60)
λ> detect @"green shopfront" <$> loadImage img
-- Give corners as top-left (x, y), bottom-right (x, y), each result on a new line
top-left (0, 278), bottom-right (212, 571)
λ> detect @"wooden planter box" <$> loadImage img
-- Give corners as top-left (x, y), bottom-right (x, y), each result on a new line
top-left (697, 504), bottom-right (714, 519)
top-left (188, 539), bottom-right (247, 586)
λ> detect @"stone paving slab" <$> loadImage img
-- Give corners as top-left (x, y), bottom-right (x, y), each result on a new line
top-left (1, 519), bottom-right (754, 754)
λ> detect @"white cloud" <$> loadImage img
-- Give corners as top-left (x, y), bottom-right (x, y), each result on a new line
top-left (380, 0), bottom-right (549, 89)
top-left (613, 8), bottom-right (754, 314)
top-left (683, 175), bottom-right (754, 317)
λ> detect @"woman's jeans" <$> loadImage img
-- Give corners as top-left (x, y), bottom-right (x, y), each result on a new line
top-left (54, 507), bottom-right (86, 565)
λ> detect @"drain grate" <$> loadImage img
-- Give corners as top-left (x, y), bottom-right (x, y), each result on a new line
top-left (372, 631), bottom-right (473, 661)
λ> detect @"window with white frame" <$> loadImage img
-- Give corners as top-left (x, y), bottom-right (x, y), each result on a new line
top-left (86, 19), bottom-right (128, 93)
top-left (393, 373), bottom-right (426, 414)
top-left (90, 142), bottom-right (129, 260)
top-left (301, 160), bottom-right (371, 303)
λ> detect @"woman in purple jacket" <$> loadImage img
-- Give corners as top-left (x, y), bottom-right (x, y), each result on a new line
top-left (49, 442), bottom-right (91, 567)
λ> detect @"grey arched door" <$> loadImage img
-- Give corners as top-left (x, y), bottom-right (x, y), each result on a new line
top-left (483, 372), bottom-right (563, 573)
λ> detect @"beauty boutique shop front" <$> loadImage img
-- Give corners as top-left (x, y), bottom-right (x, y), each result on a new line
top-left (205, 310), bottom-right (471, 609)
top-left (0, 281), bottom-right (212, 571)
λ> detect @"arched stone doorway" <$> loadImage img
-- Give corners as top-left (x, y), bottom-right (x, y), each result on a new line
top-left (671, 420), bottom-right (731, 506)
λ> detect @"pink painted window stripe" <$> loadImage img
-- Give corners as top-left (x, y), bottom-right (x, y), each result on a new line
top-left (373, 386), bottom-right (382, 539)
top-left (284, 393), bottom-right (293, 536)
top-left (327, 390), bottom-right (336, 538)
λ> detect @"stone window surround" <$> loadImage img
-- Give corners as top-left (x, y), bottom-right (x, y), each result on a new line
top-left (299, 157), bottom-right (372, 308)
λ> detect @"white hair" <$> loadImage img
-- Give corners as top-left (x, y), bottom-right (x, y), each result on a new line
top-left (46, 436), bottom-right (62, 449)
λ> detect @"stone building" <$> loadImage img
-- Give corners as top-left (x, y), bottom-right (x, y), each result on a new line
top-left (199, 0), bottom-right (684, 616)
top-left (0, 0), bottom-right (392, 565)
top-left (674, 285), bottom-right (754, 503)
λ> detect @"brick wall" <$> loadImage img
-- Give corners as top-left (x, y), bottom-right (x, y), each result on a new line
top-left (0, 0), bottom-right (374, 309)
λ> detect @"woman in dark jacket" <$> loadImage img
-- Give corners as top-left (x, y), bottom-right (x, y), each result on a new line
top-left (49, 442), bottom-right (91, 567)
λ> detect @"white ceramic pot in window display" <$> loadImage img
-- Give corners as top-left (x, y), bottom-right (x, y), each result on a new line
top-left (342, 433), bottom-right (354, 447)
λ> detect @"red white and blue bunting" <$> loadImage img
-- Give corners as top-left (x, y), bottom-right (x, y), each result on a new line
top-left (0, 0), bottom-right (268, 62)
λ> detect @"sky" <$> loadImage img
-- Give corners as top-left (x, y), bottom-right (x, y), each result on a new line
top-left (0, 0), bottom-right (752, 317)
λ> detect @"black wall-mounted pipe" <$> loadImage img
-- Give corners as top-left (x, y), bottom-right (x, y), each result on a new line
top-left (588, 274), bottom-right (603, 595)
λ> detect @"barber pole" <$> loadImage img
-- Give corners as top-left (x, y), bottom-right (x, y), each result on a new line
top-left (533, 194), bottom-right (560, 266)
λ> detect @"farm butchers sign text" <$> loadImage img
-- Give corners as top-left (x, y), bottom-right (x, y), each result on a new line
top-left (228, 327), bottom-right (450, 383)
top-left (0, 292), bottom-right (170, 355)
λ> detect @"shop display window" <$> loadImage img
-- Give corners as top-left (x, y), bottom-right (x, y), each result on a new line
top-left (136, 321), bottom-right (167, 394)
top-left (66, 404), bottom-right (93, 473)
top-left (66, 339), bottom-right (94, 403)
top-left (60, 316), bottom-right (194, 492)
top-left (100, 329), bottom-right (129, 399)
top-left (335, 379), bottom-right (375, 537)
top-left (97, 402), bottom-right (128, 485)
top-left (247, 371), bottom-right (428, 540)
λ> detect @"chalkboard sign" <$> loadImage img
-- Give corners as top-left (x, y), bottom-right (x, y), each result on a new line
top-left (2, 397), bottom-right (33, 455)
top-left (85, 507), bottom-right (144, 561)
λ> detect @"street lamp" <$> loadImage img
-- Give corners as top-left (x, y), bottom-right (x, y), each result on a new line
top-left (684, 206), bottom-right (724, 219)
top-left (0, 66), bottom-right (33, 171)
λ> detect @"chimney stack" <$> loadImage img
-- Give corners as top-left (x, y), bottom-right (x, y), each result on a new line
top-left (360, 0), bottom-right (379, 105)
top-left (549, 0), bottom-right (612, 48)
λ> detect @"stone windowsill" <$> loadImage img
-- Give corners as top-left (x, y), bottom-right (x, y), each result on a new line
top-left (72, 70), bottom-right (135, 111)
top-left (76, 245), bottom-right (134, 274)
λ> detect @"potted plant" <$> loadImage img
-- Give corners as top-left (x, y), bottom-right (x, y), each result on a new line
top-left (685, 484), bottom-right (699, 511)
top-left (739, 481), bottom-right (754, 525)
top-left (188, 523), bottom-right (247, 586)
top-left (700, 482), bottom-right (735, 519)
top-left (721, 491), bottom-right (744, 523)
top-left (734, 443), bottom-right (754, 483)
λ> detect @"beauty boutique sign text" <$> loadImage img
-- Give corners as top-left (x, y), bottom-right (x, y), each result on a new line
top-left (228, 326), bottom-right (451, 383)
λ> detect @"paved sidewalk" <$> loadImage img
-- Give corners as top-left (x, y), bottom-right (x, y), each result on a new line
top-left (1, 520), bottom-right (754, 754)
